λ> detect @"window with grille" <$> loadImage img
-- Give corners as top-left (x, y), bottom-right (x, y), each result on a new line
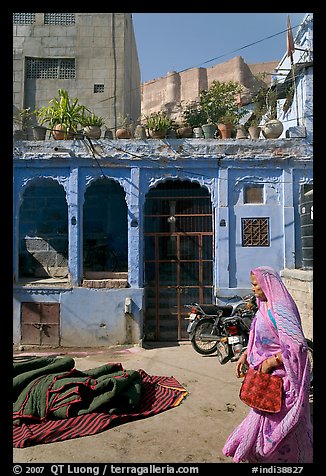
top-left (26, 58), bottom-right (76, 79)
top-left (244, 185), bottom-right (264, 204)
top-left (44, 13), bottom-right (75, 24)
top-left (13, 13), bottom-right (35, 24)
top-left (242, 218), bottom-right (270, 247)
top-left (94, 84), bottom-right (105, 93)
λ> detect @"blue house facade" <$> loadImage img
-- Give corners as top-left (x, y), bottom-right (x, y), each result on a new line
top-left (13, 138), bottom-right (312, 346)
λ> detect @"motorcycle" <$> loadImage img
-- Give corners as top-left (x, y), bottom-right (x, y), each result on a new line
top-left (184, 294), bottom-right (257, 362)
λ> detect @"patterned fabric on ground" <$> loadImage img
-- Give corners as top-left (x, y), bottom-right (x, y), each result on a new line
top-left (13, 359), bottom-right (188, 448)
top-left (222, 266), bottom-right (313, 463)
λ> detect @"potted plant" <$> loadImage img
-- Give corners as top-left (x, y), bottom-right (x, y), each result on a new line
top-left (176, 121), bottom-right (193, 138)
top-left (166, 117), bottom-right (179, 138)
top-left (35, 88), bottom-right (87, 140)
top-left (144, 111), bottom-right (173, 139)
top-left (81, 111), bottom-right (105, 139)
top-left (245, 80), bottom-right (267, 139)
top-left (261, 85), bottom-right (284, 139)
top-left (115, 114), bottom-right (133, 139)
top-left (13, 107), bottom-right (31, 140)
top-left (181, 103), bottom-right (207, 138)
top-left (199, 80), bottom-right (246, 139)
top-left (217, 112), bottom-right (239, 139)
top-left (248, 78), bottom-right (283, 139)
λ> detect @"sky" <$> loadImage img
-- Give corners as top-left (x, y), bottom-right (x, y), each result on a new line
top-left (132, 13), bottom-right (307, 83)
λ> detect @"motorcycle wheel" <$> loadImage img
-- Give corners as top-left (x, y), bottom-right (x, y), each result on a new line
top-left (191, 320), bottom-right (218, 355)
top-left (306, 338), bottom-right (313, 392)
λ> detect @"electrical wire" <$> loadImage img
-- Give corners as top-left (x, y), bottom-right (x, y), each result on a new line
top-left (95, 21), bottom-right (306, 108)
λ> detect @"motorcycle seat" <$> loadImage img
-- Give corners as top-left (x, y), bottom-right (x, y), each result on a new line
top-left (198, 304), bottom-right (222, 314)
top-left (199, 304), bottom-right (233, 316)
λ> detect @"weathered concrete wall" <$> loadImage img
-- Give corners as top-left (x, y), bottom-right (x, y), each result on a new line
top-left (13, 13), bottom-right (140, 134)
top-left (280, 268), bottom-right (313, 340)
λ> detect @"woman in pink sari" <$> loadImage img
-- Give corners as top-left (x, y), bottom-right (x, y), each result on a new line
top-left (223, 266), bottom-right (313, 463)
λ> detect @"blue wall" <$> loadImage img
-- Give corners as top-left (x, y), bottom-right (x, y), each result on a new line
top-left (13, 139), bottom-right (313, 346)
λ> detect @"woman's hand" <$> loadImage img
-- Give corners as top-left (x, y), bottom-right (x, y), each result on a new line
top-left (260, 357), bottom-right (274, 374)
top-left (236, 351), bottom-right (248, 378)
top-left (260, 353), bottom-right (283, 374)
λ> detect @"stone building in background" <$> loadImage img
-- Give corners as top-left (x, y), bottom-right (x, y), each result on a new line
top-left (13, 12), bottom-right (141, 136)
top-left (141, 56), bottom-right (279, 121)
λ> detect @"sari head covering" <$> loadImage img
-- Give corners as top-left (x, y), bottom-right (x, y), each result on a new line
top-left (250, 266), bottom-right (306, 348)
top-left (223, 266), bottom-right (312, 463)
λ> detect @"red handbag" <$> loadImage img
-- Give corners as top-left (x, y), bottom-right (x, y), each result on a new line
top-left (239, 366), bottom-right (283, 413)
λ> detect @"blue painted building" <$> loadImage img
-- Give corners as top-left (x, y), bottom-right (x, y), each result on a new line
top-left (13, 138), bottom-right (312, 346)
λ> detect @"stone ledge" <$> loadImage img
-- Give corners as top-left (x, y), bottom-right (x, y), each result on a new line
top-left (82, 279), bottom-right (128, 289)
top-left (280, 268), bottom-right (313, 282)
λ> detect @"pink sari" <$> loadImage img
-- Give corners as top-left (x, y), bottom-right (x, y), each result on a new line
top-left (222, 266), bottom-right (313, 463)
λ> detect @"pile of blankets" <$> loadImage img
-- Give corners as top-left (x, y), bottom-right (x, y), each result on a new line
top-left (13, 355), bottom-right (187, 448)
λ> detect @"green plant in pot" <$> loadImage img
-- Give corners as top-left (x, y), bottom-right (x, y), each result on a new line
top-left (35, 88), bottom-right (87, 140)
top-left (199, 80), bottom-right (245, 138)
top-left (144, 111), bottom-right (173, 139)
top-left (245, 79), bottom-right (269, 139)
top-left (81, 111), bottom-right (105, 139)
top-left (181, 103), bottom-right (207, 137)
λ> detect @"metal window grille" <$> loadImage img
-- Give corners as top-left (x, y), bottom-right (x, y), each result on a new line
top-left (26, 58), bottom-right (76, 79)
top-left (44, 13), bottom-right (75, 24)
top-left (242, 218), bottom-right (270, 247)
top-left (13, 13), bottom-right (35, 24)
top-left (244, 185), bottom-right (264, 204)
top-left (94, 84), bottom-right (105, 93)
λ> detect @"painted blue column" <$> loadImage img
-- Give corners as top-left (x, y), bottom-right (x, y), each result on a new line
top-left (67, 168), bottom-right (82, 286)
top-left (12, 177), bottom-right (21, 282)
top-left (217, 167), bottom-right (229, 290)
top-left (283, 167), bottom-right (295, 269)
top-left (128, 167), bottom-right (142, 287)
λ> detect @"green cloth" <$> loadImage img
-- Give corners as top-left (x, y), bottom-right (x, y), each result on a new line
top-left (13, 356), bottom-right (143, 424)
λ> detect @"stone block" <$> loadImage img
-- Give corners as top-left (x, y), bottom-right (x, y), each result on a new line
top-left (286, 126), bottom-right (307, 138)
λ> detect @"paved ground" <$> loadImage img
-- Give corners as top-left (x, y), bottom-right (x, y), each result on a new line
top-left (12, 342), bottom-right (313, 465)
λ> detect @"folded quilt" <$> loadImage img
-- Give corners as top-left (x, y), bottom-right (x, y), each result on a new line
top-left (13, 356), bottom-right (142, 425)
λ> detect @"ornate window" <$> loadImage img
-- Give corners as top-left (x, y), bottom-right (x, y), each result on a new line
top-left (26, 58), bottom-right (76, 79)
top-left (13, 13), bottom-right (35, 24)
top-left (242, 218), bottom-right (270, 247)
top-left (44, 13), bottom-right (75, 24)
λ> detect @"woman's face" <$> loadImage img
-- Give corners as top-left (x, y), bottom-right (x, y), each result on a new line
top-left (250, 272), bottom-right (267, 300)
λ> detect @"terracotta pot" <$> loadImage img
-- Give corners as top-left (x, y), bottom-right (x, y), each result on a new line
top-left (115, 128), bottom-right (132, 139)
top-left (177, 126), bottom-right (193, 138)
top-left (148, 129), bottom-right (167, 139)
top-left (235, 125), bottom-right (248, 139)
top-left (52, 124), bottom-right (74, 140)
top-left (217, 123), bottom-right (232, 139)
top-left (262, 119), bottom-right (284, 139)
top-left (83, 125), bottom-right (102, 139)
top-left (248, 126), bottom-right (261, 140)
